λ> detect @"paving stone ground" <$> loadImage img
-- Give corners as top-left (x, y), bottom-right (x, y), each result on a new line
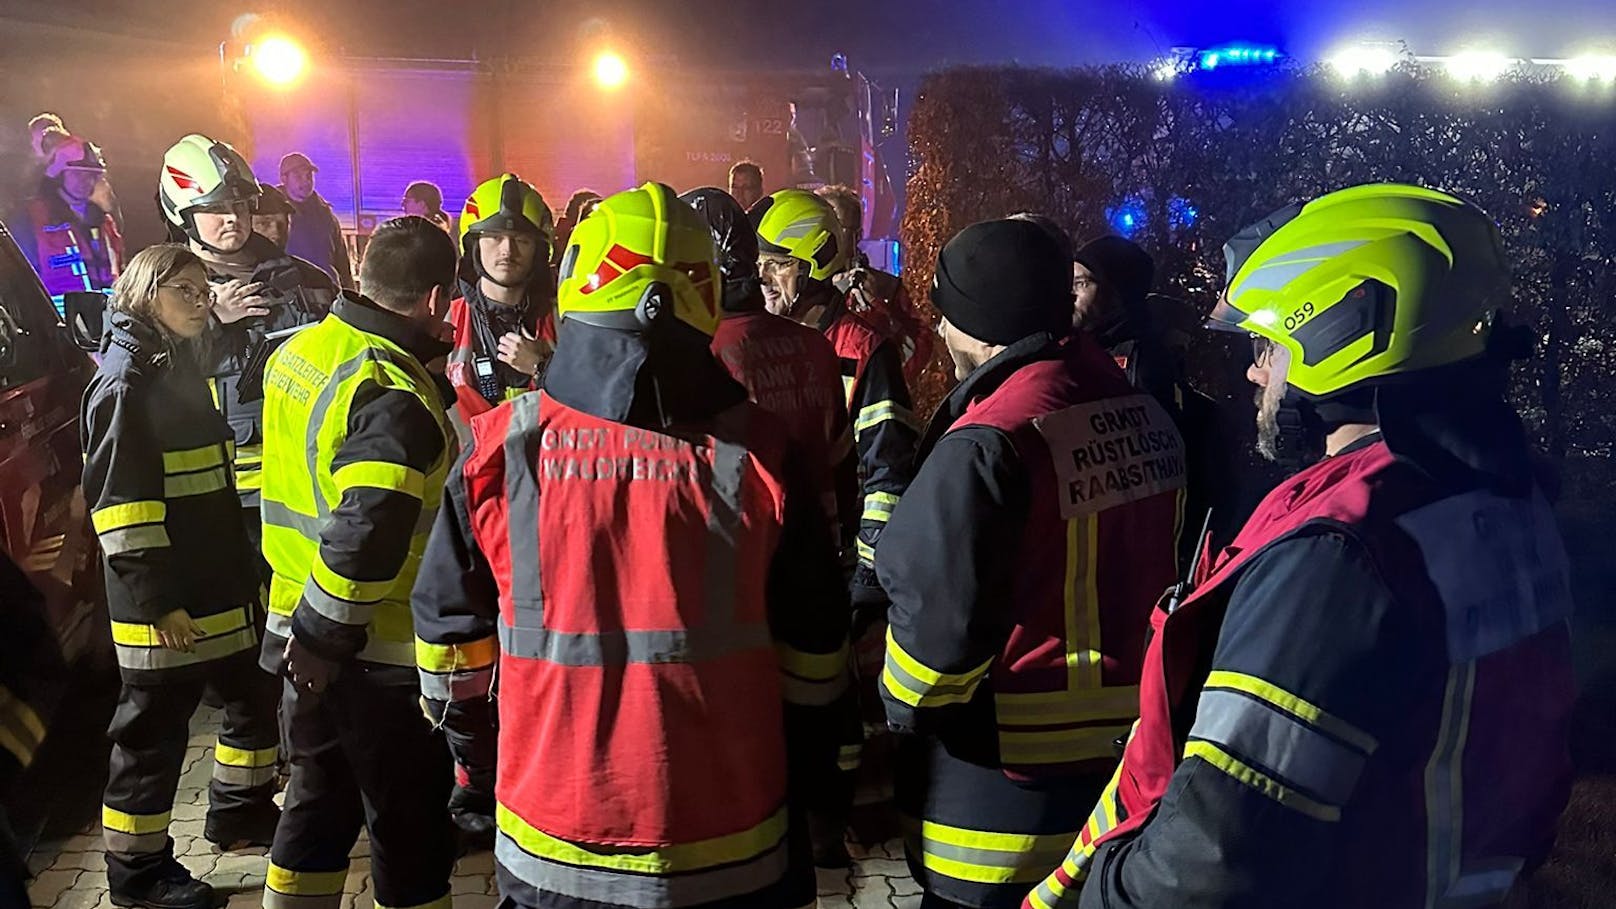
top-left (25, 707), bottom-right (921, 909)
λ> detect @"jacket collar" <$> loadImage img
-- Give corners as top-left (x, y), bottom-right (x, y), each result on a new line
top-left (103, 312), bottom-right (176, 370)
top-left (332, 293), bottom-right (451, 365)
top-left (919, 331), bottom-right (1065, 458)
top-left (544, 318), bottom-right (747, 427)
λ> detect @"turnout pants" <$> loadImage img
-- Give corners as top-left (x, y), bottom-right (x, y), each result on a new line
top-left (266, 671), bottom-right (454, 909)
top-left (103, 649), bottom-right (279, 895)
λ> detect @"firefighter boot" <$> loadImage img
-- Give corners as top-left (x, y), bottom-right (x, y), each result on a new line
top-left (109, 858), bottom-right (216, 909)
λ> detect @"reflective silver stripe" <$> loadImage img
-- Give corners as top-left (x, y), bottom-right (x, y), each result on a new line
top-left (163, 466), bottom-right (231, 498)
top-left (503, 395), bottom-right (545, 627)
top-left (104, 830), bottom-right (168, 854)
top-left (1425, 662), bottom-right (1477, 908)
top-left (1262, 240), bottom-right (1369, 267)
top-left (262, 500), bottom-right (325, 538)
top-left (1234, 241), bottom-right (1368, 297)
top-left (494, 827), bottom-right (789, 909)
top-left (303, 352), bottom-right (378, 518)
top-left (917, 830), bottom-right (1074, 885)
top-left (499, 618), bottom-right (770, 667)
top-left (213, 764), bottom-right (277, 787)
top-left (1189, 688), bottom-right (1369, 807)
top-left (301, 579), bottom-right (377, 626)
top-left (418, 665), bottom-right (495, 702)
top-left (264, 608), bottom-right (415, 667)
top-left (263, 497), bottom-right (435, 540)
top-left (114, 627), bottom-right (258, 671)
top-left (701, 407), bottom-right (748, 633)
top-left (355, 636), bottom-right (415, 667)
top-left (98, 525), bottom-right (171, 556)
top-left (1439, 859), bottom-right (1523, 909)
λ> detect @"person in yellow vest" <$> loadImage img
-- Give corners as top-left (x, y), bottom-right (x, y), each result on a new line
top-left (257, 216), bottom-right (459, 909)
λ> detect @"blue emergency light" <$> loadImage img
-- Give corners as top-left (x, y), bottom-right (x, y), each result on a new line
top-left (1199, 44), bottom-right (1282, 70)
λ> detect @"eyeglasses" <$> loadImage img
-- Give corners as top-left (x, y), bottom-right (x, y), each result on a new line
top-left (161, 283), bottom-right (213, 307)
top-left (1251, 334), bottom-right (1277, 369)
top-left (758, 258), bottom-right (798, 278)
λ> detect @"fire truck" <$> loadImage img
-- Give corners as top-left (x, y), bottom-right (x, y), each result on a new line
top-left (241, 54), bottom-right (903, 269)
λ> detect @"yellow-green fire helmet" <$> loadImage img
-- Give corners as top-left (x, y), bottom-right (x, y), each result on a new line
top-left (753, 188), bottom-right (845, 282)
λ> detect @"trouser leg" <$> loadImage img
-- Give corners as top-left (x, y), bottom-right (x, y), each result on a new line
top-left (340, 673), bottom-right (454, 909)
top-left (807, 687), bottom-right (862, 867)
top-left (203, 650), bottom-right (281, 843)
top-left (103, 679), bottom-right (205, 895)
top-left (265, 679), bottom-right (364, 909)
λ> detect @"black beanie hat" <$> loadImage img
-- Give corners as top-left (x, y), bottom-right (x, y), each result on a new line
top-left (931, 219), bottom-right (1073, 346)
top-left (1073, 235), bottom-right (1155, 313)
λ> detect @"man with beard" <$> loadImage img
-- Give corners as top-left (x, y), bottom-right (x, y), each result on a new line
top-left (443, 174), bottom-right (557, 436)
top-left (277, 152), bottom-right (353, 289)
top-left (1026, 184), bottom-right (1575, 909)
top-left (157, 134), bottom-right (337, 577)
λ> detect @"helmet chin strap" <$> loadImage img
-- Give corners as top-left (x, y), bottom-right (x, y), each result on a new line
top-left (1266, 391), bottom-right (1326, 470)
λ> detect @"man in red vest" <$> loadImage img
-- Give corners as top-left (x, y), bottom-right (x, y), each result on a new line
top-left (684, 186), bottom-right (856, 552)
top-left (876, 219), bottom-right (1184, 909)
top-left (411, 182), bottom-right (849, 909)
top-left (15, 135), bottom-right (123, 298)
top-left (1026, 184), bottom-right (1576, 909)
top-left (444, 174), bottom-right (557, 435)
top-left (817, 184), bottom-right (934, 386)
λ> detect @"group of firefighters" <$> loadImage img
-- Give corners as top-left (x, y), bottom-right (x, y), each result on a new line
top-left (6, 120), bottom-right (1577, 909)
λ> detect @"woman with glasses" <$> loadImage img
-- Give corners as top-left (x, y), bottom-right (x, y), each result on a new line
top-left (82, 244), bottom-right (280, 909)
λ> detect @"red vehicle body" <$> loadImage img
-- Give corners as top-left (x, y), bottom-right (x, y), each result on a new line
top-left (0, 218), bottom-right (108, 849)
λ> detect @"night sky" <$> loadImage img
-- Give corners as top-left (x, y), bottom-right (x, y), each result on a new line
top-left (4, 0), bottom-right (1614, 75)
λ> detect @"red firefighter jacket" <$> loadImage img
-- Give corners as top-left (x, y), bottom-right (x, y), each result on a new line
top-left (877, 331), bottom-right (1184, 907)
top-left (443, 289), bottom-right (556, 428)
top-left (22, 194), bottom-right (123, 296)
top-left (711, 309), bottom-right (855, 538)
top-left (411, 321), bottom-right (848, 909)
top-left (1027, 437), bottom-right (1576, 909)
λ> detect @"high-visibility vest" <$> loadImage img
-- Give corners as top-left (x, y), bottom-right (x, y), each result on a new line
top-left (259, 310), bottom-right (453, 668)
top-left (1028, 440), bottom-right (1577, 909)
top-left (26, 195), bottom-right (122, 296)
top-left (822, 308), bottom-right (885, 412)
top-left (459, 392), bottom-right (806, 907)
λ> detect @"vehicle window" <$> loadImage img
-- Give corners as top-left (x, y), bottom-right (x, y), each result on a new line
top-left (0, 222), bottom-right (62, 390)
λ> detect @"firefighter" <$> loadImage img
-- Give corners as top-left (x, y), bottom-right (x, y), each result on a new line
top-left (1026, 184), bottom-right (1577, 909)
top-left (753, 188), bottom-right (916, 602)
top-left (876, 219), bottom-right (1183, 909)
top-left (755, 188), bottom-right (919, 861)
top-left (444, 174), bottom-right (557, 435)
top-left (817, 184), bottom-right (934, 386)
top-left (257, 217), bottom-right (459, 909)
top-left (83, 244), bottom-right (281, 909)
top-left (684, 185), bottom-right (856, 539)
top-left (1070, 235), bottom-right (1237, 569)
top-left (410, 182), bottom-right (849, 909)
top-left (158, 134), bottom-right (337, 580)
top-left (15, 135), bottom-right (125, 298)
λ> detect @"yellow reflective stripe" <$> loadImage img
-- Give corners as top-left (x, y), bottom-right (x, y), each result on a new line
top-left (332, 460), bottom-right (426, 499)
top-left (882, 625), bottom-right (992, 708)
top-left (415, 636), bottom-right (498, 673)
top-left (102, 806), bottom-right (171, 835)
top-left (0, 686), bottom-right (46, 768)
top-left (1063, 515), bottom-right (1103, 690)
top-left (1204, 670), bottom-right (1378, 754)
top-left (862, 491), bottom-right (900, 524)
top-left (856, 539), bottom-right (876, 564)
top-left (996, 686), bottom-right (1141, 726)
top-left (1424, 662), bottom-right (1477, 907)
top-left (775, 642), bottom-right (847, 682)
top-left (266, 864), bottom-right (348, 896)
top-left (496, 803), bottom-right (787, 874)
top-left (111, 607), bottom-right (252, 648)
top-left (162, 444), bottom-right (226, 474)
top-left (310, 554), bottom-right (395, 605)
top-left (855, 400), bottom-right (913, 434)
top-left (215, 744), bottom-right (278, 769)
top-left (916, 820), bottom-right (1077, 885)
top-left (164, 466), bottom-right (230, 498)
top-left (998, 724), bottom-right (1133, 765)
top-left (92, 500), bottom-right (165, 534)
top-left (1183, 740), bottom-right (1340, 822)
